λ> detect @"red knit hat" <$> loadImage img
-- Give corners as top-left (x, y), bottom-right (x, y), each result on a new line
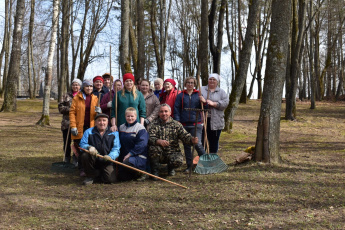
top-left (123, 73), bottom-right (135, 82)
top-left (164, 79), bottom-right (176, 87)
top-left (93, 75), bottom-right (104, 83)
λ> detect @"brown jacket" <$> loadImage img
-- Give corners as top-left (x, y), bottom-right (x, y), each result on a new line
top-left (145, 91), bottom-right (160, 123)
top-left (69, 91), bottom-right (98, 140)
top-left (58, 92), bottom-right (73, 131)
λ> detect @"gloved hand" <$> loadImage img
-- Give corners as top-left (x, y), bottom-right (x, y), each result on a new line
top-left (103, 155), bottom-right (112, 161)
top-left (88, 146), bottom-right (98, 156)
top-left (144, 119), bottom-right (150, 126)
top-left (107, 101), bottom-right (112, 108)
top-left (71, 128), bottom-right (78, 136)
top-left (95, 106), bottom-right (102, 114)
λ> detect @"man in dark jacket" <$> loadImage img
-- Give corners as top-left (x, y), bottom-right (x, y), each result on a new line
top-left (80, 113), bottom-right (120, 185)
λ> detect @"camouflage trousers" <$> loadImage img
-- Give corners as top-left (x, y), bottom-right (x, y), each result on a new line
top-left (148, 145), bottom-right (183, 169)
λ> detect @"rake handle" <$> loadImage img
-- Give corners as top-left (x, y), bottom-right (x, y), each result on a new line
top-left (79, 148), bottom-right (187, 189)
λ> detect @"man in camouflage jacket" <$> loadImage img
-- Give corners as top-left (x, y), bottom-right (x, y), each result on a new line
top-left (149, 104), bottom-right (198, 178)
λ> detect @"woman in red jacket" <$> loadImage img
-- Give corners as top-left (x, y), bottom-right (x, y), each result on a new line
top-left (159, 79), bottom-right (180, 117)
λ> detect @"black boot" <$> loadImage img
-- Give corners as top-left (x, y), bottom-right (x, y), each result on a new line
top-left (150, 158), bottom-right (160, 181)
top-left (168, 165), bottom-right (176, 176)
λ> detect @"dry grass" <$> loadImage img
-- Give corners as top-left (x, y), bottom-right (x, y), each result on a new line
top-left (0, 98), bottom-right (344, 229)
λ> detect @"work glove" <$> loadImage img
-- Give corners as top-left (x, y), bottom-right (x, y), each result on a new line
top-left (95, 106), bottom-right (102, 114)
top-left (107, 101), bottom-right (112, 108)
top-left (144, 119), bottom-right (150, 126)
top-left (88, 146), bottom-right (98, 156)
top-left (71, 128), bottom-right (78, 136)
top-left (103, 155), bottom-right (112, 161)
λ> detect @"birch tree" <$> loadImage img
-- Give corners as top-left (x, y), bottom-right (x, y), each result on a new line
top-left (0, 0), bottom-right (25, 112)
top-left (36, 0), bottom-right (60, 125)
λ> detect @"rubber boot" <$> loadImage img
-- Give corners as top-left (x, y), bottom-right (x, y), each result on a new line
top-left (150, 157), bottom-right (160, 181)
top-left (168, 164), bottom-right (176, 176)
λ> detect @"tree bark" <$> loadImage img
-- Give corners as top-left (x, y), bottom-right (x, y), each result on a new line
top-left (224, 0), bottom-right (261, 133)
top-left (36, 0), bottom-right (60, 125)
top-left (120, 0), bottom-right (131, 74)
top-left (254, 0), bottom-right (291, 163)
top-left (200, 0), bottom-right (209, 85)
top-left (0, 0), bottom-right (25, 112)
top-left (285, 0), bottom-right (306, 120)
top-left (136, 0), bottom-right (145, 80)
top-left (27, 0), bottom-right (35, 99)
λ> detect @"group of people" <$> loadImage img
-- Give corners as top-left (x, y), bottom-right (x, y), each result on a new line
top-left (58, 72), bottom-right (229, 185)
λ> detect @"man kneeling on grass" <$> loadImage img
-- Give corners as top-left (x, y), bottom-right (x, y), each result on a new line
top-left (80, 113), bottom-right (120, 185)
top-left (149, 104), bottom-right (199, 179)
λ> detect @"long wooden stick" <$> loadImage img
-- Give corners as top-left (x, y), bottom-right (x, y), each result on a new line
top-left (80, 148), bottom-right (187, 189)
top-left (197, 75), bottom-right (209, 153)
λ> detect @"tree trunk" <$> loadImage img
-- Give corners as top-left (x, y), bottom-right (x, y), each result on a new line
top-left (136, 0), bottom-right (145, 80)
top-left (309, 0), bottom-right (316, 109)
top-left (59, 0), bottom-right (70, 102)
top-left (224, 0), bottom-right (261, 133)
top-left (120, 0), bottom-right (131, 74)
top-left (285, 0), bottom-right (306, 120)
top-left (27, 0), bottom-right (35, 99)
top-left (209, 0), bottom-right (226, 74)
top-left (200, 0), bottom-right (209, 84)
top-left (0, 0), bottom-right (25, 112)
top-left (0, 0), bottom-right (12, 99)
top-left (36, 0), bottom-right (60, 125)
top-left (254, 0), bottom-right (291, 163)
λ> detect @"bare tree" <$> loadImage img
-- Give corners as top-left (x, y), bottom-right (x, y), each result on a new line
top-left (200, 0), bottom-right (208, 84)
top-left (27, 0), bottom-right (36, 99)
top-left (120, 0), bottom-right (131, 74)
top-left (0, 0), bottom-right (13, 98)
top-left (0, 0), bottom-right (25, 112)
top-left (224, 0), bottom-right (261, 133)
top-left (254, 0), bottom-right (291, 163)
top-left (36, 0), bottom-right (60, 125)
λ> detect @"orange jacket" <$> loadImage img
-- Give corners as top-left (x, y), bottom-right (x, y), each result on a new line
top-left (69, 91), bottom-right (98, 140)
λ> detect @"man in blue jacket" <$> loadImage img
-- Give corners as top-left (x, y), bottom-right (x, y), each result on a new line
top-left (80, 113), bottom-right (120, 185)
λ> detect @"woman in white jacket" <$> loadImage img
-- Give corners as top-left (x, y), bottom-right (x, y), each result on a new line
top-left (199, 73), bottom-right (229, 153)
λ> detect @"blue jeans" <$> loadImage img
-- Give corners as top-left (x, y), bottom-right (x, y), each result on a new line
top-left (202, 118), bottom-right (222, 153)
top-left (183, 124), bottom-right (206, 168)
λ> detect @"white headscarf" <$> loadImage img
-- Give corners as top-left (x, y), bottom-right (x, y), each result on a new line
top-left (208, 73), bottom-right (220, 82)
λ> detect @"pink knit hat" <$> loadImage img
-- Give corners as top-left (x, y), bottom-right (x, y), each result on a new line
top-left (164, 79), bottom-right (176, 87)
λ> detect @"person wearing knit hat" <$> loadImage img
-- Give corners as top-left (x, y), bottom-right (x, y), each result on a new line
top-left (72, 78), bottom-right (83, 88)
top-left (110, 73), bottom-right (146, 130)
top-left (199, 73), bottom-right (229, 154)
top-left (102, 73), bottom-right (113, 90)
top-left (159, 78), bottom-right (180, 117)
top-left (70, 78), bottom-right (100, 176)
top-left (58, 78), bottom-right (83, 164)
top-left (92, 75), bottom-right (109, 101)
top-left (154, 78), bottom-right (164, 98)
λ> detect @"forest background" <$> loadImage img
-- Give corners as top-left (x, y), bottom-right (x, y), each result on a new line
top-left (0, 0), bottom-right (344, 196)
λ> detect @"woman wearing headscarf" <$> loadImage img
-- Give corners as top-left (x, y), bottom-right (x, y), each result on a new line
top-left (159, 78), bottom-right (180, 117)
top-left (110, 73), bottom-right (146, 131)
top-left (69, 79), bottom-right (100, 174)
top-left (153, 78), bottom-right (164, 98)
top-left (199, 73), bottom-right (229, 153)
top-left (58, 78), bottom-right (82, 163)
top-left (100, 79), bottom-right (123, 125)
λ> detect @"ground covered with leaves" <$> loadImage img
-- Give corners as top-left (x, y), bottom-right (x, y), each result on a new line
top-left (0, 99), bottom-right (344, 229)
